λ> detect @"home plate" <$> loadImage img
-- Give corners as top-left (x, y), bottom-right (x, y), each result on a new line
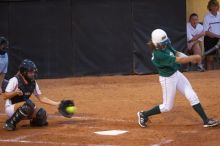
top-left (94, 130), bottom-right (128, 136)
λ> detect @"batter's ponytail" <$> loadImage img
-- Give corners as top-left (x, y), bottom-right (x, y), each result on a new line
top-left (147, 40), bottom-right (157, 50)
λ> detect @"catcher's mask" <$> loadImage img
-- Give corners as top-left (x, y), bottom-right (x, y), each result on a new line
top-left (151, 29), bottom-right (172, 49)
top-left (19, 59), bottom-right (38, 82)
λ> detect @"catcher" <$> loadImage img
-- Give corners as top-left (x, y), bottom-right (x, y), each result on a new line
top-left (2, 59), bottom-right (74, 131)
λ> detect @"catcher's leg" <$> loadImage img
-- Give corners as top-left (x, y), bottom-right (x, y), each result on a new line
top-left (30, 108), bottom-right (48, 127)
top-left (5, 99), bottom-right (15, 118)
top-left (4, 99), bottom-right (35, 131)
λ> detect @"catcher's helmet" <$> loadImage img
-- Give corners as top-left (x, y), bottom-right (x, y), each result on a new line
top-left (19, 59), bottom-right (38, 81)
top-left (151, 29), bottom-right (171, 48)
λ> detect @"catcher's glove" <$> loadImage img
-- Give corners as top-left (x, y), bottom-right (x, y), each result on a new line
top-left (58, 100), bottom-right (75, 118)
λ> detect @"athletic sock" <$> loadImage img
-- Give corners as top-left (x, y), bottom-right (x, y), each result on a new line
top-left (192, 103), bottom-right (209, 123)
top-left (143, 105), bottom-right (161, 118)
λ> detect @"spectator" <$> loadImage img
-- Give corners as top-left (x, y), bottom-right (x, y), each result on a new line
top-left (203, 0), bottom-right (220, 70)
top-left (0, 36), bottom-right (9, 94)
top-left (187, 13), bottom-right (205, 71)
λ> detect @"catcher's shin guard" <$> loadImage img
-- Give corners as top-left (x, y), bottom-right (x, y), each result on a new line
top-left (30, 108), bottom-right (48, 127)
top-left (4, 99), bottom-right (35, 131)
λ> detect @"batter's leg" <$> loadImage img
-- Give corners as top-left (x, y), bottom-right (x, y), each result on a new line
top-left (137, 73), bottom-right (178, 127)
top-left (176, 71), bottom-right (219, 127)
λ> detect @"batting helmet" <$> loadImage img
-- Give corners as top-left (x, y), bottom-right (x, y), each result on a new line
top-left (151, 29), bottom-right (171, 48)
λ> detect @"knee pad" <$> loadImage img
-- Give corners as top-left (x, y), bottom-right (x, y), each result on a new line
top-left (30, 108), bottom-right (48, 126)
top-left (19, 99), bottom-right (35, 117)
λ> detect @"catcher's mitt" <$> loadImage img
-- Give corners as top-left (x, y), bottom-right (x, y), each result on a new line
top-left (58, 100), bottom-right (75, 118)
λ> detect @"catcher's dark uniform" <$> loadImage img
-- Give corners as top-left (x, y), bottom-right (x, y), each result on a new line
top-left (9, 74), bottom-right (36, 104)
top-left (4, 59), bottom-right (74, 131)
top-left (4, 60), bottom-right (48, 131)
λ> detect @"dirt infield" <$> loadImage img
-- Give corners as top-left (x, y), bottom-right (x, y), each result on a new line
top-left (0, 70), bottom-right (220, 146)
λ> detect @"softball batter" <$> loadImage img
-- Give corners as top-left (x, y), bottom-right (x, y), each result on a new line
top-left (137, 29), bottom-right (219, 128)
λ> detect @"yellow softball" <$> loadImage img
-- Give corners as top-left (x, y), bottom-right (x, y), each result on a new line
top-left (65, 106), bottom-right (76, 114)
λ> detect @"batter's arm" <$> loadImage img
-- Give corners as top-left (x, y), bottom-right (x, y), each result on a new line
top-left (176, 55), bottom-right (201, 64)
top-left (176, 51), bottom-right (188, 57)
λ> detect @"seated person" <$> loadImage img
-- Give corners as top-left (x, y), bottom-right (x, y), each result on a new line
top-left (187, 13), bottom-right (205, 71)
top-left (0, 37), bottom-right (9, 94)
top-left (203, 0), bottom-right (220, 70)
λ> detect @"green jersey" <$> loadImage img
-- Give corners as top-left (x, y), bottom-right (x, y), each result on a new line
top-left (151, 47), bottom-right (181, 77)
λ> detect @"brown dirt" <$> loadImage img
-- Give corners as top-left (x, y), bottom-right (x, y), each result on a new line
top-left (0, 70), bottom-right (220, 146)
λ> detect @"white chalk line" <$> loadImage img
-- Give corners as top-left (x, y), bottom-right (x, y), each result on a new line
top-left (0, 133), bottom-right (117, 146)
top-left (0, 139), bottom-right (117, 146)
top-left (180, 130), bottom-right (198, 134)
top-left (1, 133), bottom-right (38, 140)
top-left (0, 112), bottom-right (135, 123)
top-left (0, 133), bottom-right (39, 142)
top-left (151, 139), bottom-right (174, 146)
top-left (13, 134), bottom-right (38, 141)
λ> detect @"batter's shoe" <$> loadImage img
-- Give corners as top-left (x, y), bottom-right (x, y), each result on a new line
top-left (137, 111), bottom-right (148, 128)
top-left (197, 64), bottom-right (205, 72)
top-left (203, 119), bottom-right (219, 128)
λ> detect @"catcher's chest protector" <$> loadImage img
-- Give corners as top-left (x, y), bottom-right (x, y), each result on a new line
top-left (10, 75), bottom-right (36, 104)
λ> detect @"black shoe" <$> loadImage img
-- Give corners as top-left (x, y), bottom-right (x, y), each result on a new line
top-left (137, 111), bottom-right (148, 128)
top-left (3, 121), bottom-right (16, 131)
top-left (203, 119), bottom-right (219, 128)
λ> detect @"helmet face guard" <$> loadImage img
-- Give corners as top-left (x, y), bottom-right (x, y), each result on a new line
top-left (19, 59), bottom-right (38, 82)
top-left (151, 29), bottom-right (172, 49)
top-left (25, 68), bottom-right (38, 81)
top-left (157, 38), bottom-right (172, 49)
